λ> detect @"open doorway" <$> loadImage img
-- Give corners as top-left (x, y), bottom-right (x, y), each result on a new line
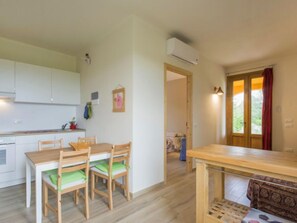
top-left (164, 63), bottom-right (192, 183)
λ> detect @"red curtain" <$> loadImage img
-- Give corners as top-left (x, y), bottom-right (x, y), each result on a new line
top-left (262, 68), bottom-right (273, 150)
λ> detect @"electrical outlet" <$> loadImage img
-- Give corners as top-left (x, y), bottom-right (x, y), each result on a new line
top-left (14, 119), bottom-right (22, 124)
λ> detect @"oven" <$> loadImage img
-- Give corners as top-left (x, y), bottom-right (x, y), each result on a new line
top-left (0, 137), bottom-right (16, 173)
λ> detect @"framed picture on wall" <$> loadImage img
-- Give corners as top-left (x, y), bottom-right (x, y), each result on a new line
top-left (112, 87), bottom-right (125, 112)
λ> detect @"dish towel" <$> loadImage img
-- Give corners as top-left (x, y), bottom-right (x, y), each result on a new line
top-left (84, 103), bottom-right (93, 120)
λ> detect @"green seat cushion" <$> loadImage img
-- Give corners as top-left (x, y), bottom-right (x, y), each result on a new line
top-left (95, 162), bottom-right (126, 173)
top-left (49, 170), bottom-right (86, 186)
top-left (45, 169), bottom-right (57, 175)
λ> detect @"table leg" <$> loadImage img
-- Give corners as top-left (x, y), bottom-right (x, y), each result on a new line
top-left (35, 167), bottom-right (42, 223)
top-left (213, 167), bottom-right (225, 200)
top-left (196, 161), bottom-right (209, 223)
top-left (26, 159), bottom-right (31, 208)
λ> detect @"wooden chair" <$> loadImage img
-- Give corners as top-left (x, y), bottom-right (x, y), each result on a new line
top-left (78, 136), bottom-right (97, 145)
top-left (90, 142), bottom-right (131, 210)
top-left (42, 148), bottom-right (91, 223)
top-left (38, 139), bottom-right (63, 151)
top-left (69, 142), bottom-right (90, 151)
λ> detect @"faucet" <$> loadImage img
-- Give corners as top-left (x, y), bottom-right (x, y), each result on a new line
top-left (61, 123), bottom-right (68, 130)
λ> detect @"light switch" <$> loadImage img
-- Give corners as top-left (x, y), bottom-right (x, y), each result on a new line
top-left (14, 119), bottom-right (22, 124)
top-left (285, 118), bottom-right (294, 123)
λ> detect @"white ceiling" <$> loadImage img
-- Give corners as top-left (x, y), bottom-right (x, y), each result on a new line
top-left (1, 0), bottom-right (297, 67)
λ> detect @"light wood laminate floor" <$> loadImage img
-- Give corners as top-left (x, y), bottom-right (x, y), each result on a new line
top-left (0, 152), bottom-right (250, 223)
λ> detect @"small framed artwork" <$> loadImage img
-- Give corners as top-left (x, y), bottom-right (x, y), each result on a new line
top-left (112, 87), bottom-right (125, 112)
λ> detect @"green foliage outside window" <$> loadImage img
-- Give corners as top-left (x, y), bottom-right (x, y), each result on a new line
top-left (251, 90), bottom-right (263, 134)
top-left (233, 93), bottom-right (244, 133)
top-left (232, 90), bottom-right (263, 134)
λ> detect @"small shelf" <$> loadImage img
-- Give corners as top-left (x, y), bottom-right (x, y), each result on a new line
top-left (208, 199), bottom-right (250, 223)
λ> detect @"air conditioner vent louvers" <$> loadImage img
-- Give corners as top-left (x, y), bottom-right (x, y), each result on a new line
top-left (167, 38), bottom-right (199, 65)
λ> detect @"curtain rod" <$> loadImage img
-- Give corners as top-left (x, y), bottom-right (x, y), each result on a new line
top-left (226, 64), bottom-right (276, 76)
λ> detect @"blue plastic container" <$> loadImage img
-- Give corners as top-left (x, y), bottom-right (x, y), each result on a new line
top-left (179, 137), bottom-right (186, 161)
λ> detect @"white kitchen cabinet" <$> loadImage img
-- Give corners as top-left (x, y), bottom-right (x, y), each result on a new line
top-left (51, 69), bottom-right (80, 105)
top-left (15, 62), bottom-right (52, 103)
top-left (0, 131), bottom-right (86, 188)
top-left (0, 59), bottom-right (15, 93)
top-left (15, 134), bottom-right (55, 179)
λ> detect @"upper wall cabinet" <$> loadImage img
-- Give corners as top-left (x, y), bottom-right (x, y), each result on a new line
top-left (13, 62), bottom-right (81, 105)
top-left (15, 62), bottom-right (52, 103)
top-left (0, 59), bottom-right (15, 93)
top-left (51, 69), bottom-right (80, 105)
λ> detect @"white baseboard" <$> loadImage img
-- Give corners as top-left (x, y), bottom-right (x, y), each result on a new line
top-left (130, 181), bottom-right (164, 199)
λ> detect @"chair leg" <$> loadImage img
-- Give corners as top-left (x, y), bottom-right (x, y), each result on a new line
top-left (91, 172), bottom-right (95, 200)
top-left (75, 190), bottom-right (79, 205)
top-left (112, 180), bottom-right (115, 191)
top-left (85, 184), bottom-right (89, 219)
top-left (107, 178), bottom-right (113, 210)
top-left (57, 192), bottom-right (62, 223)
top-left (125, 175), bottom-right (130, 201)
top-left (43, 183), bottom-right (48, 216)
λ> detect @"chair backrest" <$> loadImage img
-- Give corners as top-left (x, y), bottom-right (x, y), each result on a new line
top-left (38, 139), bottom-right (63, 151)
top-left (69, 142), bottom-right (90, 151)
top-left (108, 142), bottom-right (131, 175)
top-left (78, 136), bottom-right (97, 145)
top-left (57, 148), bottom-right (91, 189)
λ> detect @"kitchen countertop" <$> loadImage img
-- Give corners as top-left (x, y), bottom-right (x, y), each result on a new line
top-left (0, 128), bottom-right (85, 137)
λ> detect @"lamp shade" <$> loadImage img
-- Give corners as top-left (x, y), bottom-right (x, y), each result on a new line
top-left (214, 87), bottom-right (224, 95)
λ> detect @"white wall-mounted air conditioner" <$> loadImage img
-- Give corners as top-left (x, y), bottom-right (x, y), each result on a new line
top-left (167, 38), bottom-right (199, 65)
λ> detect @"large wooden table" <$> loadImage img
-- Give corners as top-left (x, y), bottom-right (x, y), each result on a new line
top-left (25, 143), bottom-right (112, 223)
top-left (187, 144), bottom-right (297, 223)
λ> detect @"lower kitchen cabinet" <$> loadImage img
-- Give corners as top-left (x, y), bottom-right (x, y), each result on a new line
top-left (0, 131), bottom-right (85, 188)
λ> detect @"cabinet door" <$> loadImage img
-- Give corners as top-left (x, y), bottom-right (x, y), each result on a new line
top-left (51, 69), bottom-right (80, 105)
top-left (15, 62), bottom-right (52, 103)
top-left (0, 59), bottom-right (15, 93)
top-left (15, 143), bottom-right (37, 179)
top-left (15, 134), bottom-right (55, 179)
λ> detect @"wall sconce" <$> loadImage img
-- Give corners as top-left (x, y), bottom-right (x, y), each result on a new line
top-left (214, 87), bottom-right (224, 96)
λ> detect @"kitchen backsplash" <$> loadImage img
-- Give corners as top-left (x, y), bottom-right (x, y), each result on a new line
top-left (0, 101), bottom-right (76, 132)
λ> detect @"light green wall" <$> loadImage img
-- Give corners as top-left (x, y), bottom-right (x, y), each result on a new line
top-left (0, 37), bottom-right (77, 72)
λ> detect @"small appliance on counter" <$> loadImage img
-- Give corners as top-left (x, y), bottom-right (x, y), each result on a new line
top-left (69, 117), bottom-right (77, 129)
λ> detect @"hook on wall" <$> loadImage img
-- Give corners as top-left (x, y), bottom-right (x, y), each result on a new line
top-left (82, 53), bottom-right (91, 64)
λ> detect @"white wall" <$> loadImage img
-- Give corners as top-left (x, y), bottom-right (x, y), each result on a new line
top-left (167, 78), bottom-right (187, 134)
top-left (77, 17), bottom-right (133, 144)
top-left (0, 37), bottom-right (78, 132)
top-left (0, 37), bottom-right (77, 72)
top-left (0, 102), bottom-right (76, 132)
top-left (132, 18), bottom-right (166, 192)
top-left (194, 57), bottom-right (226, 145)
top-left (226, 53), bottom-right (297, 151)
top-left (132, 17), bottom-right (226, 193)
top-left (78, 15), bottom-right (225, 194)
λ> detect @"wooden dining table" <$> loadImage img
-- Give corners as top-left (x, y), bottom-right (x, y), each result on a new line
top-left (25, 143), bottom-right (112, 223)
